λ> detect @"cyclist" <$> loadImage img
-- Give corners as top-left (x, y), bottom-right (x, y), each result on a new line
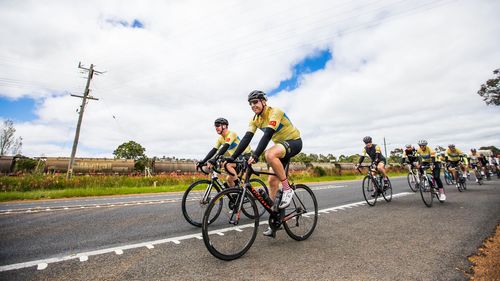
top-left (354, 136), bottom-right (389, 194)
top-left (226, 90), bottom-right (302, 236)
top-left (489, 155), bottom-right (500, 178)
top-left (469, 149), bottom-right (483, 182)
top-left (445, 144), bottom-right (468, 188)
top-left (401, 144), bottom-right (418, 170)
top-left (416, 140), bottom-right (446, 201)
top-left (197, 118), bottom-right (251, 188)
top-left (478, 153), bottom-right (490, 180)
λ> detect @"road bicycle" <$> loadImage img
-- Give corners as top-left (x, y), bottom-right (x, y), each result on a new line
top-left (201, 160), bottom-right (318, 260)
top-left (446, 163), bottom-right (467, 192)
top-left (181, 159), bottom-right (268, 227)
top-left (443, 168), bottom-right (455, 185)
top-left (405, 163), bottom-right (420, 192)
top-left (418, 164), bottom-right (445, 208)
top-left (357, 163), bottom-right (392, 206)
top-left (470, 164), bottom-right (484, 185)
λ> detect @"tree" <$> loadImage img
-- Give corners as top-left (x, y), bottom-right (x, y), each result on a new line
top-left (113, 141), bottom-right (146, 160)
top-left (479, 146), bottom-right (500, 155)
top-left (477, 68), bottom-right (500, 106)
top-left (435, 145), bottom-right (446, 154)
top-left (0, 119), bottom-right (23, 156)
top-left (389, 148), bottom-right (404, 163)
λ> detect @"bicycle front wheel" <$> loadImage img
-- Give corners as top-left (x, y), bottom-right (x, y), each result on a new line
top-left (283, 184), bottom-right (318, 241)
top-left (201, 187), bottom-right (259, 261)
top-left (407, 173), bottom-right (418, 192)
top-left (419, 176), bottom-right (433, 208)
top-left (382, 178), bottom-right (393, 202)
top-left (362, 175), bottom-right (377, 206)
top-left (181, 180), bottom-right (222, 227)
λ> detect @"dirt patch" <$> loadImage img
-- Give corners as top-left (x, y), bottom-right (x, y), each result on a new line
top-left (468, 224), bottom-right (500, 280)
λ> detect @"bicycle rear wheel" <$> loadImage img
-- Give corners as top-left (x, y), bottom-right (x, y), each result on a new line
top-left (444, 170), bottom-right (453, 185)
top-left (362, 176), bottom-right (377, 206)
top-left (283, 184), bottom-right (318, 241)
top-left (407, 173), bottom-right (418, 192)
top-left (241, 178), bottom-right (269, 219)
top-left (382, 178), bottom-right (393, 202)
top-left (419, 176), bottom-right (433, 208)
top-left (202, 187), bottom-right (259, 261)
top-left (181, 180), bottom-right (222, 227)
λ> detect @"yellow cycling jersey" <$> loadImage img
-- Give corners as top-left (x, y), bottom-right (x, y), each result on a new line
top-left (445, 148), bottom-right (464, 162)
top-left (416, 146), bottom-right (437, 163)
top-left (248, 106), bottom-right (301, 143)
top-left (214, 130), bottom-right (251, 156)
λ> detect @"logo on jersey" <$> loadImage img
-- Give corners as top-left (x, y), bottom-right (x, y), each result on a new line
top-left (226, 138), bottom-right (231, 142)
top-left (269, 121), bottom-right (277, 127)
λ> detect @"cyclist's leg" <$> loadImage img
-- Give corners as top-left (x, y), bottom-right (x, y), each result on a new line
top-left (224, 163), bottom-right (238, 187)
top-left (265, 145), bottom-right (286, 201)
top-left (377, 161), bottom-right (388, 179)
top-left (433, 163), bottom-right (445, 199)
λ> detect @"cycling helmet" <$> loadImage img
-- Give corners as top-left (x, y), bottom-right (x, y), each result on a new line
top-left (405, 144), bottom-right (412, 149)
top-left (448, 144), bottom-right (455, 148)
top-left (247, 90), bottom-right (267, 102)
top-left (417, 140), bottom-right (428, 146)
top-left (363, 136), bottom-right (372, 144)
top-left (471, 148), bottom-right (476, 152)
top-left (214, 117), bottom-right (228, 126)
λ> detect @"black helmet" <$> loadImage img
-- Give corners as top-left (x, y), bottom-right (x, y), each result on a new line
top-left (247, 90), bottom-right (267, 102)
top-left (363, 136), bottom-right (372, 144)
top-left (214, 117), bottom-right (228, 126)
top-left (471, 148), bottom-right (476, 152)
top-left (417, 140), bottom-right (428, 146)
top-left (448, 144), bottom-right (455, 148)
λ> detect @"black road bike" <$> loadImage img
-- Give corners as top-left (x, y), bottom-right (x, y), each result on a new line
top-left (357, 164), bottom-right (392, 206)
top-left (406, 163), bottom-right (420, 192)
top-left (201, 160), bottom-right (318, 261)
top-left (418, 164), bottom-right (445, 208)
top-left (181, 160), bottom-right (268, 227)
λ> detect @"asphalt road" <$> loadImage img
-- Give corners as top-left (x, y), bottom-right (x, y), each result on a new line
top-left (0, 176), bottom-right (499, 280)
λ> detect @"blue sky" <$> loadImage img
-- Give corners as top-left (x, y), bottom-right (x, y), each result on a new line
top-left (0, 96), bottom-right (37, 122)
top-left (269, 49), bottom-right (332, 96)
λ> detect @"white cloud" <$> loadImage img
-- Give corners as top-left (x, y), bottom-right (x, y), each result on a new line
top-left (1, 0), bottom-right (499, 159)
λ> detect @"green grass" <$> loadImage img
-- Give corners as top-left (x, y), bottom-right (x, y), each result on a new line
top-left (0, 172), bottom-right (408, 202)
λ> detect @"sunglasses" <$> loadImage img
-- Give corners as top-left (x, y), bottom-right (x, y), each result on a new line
top-left (214, 123), bottom-right (223, 127)
top-left (249, 99), bottom-right (260, 105)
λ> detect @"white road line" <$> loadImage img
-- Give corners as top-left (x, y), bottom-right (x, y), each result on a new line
top-left (79, 256), bottom-right (88, 262)
top-left (0, 192), bottom-right (412, 272)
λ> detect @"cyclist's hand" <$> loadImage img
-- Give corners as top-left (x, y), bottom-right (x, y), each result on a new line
top-left (248, 156), bottom-right (256, 165)
top-left (354, 163), bottom-right (360, 169)
top-left (196, 162), bottom-right (205, 169)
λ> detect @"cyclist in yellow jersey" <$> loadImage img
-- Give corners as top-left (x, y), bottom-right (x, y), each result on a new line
top-left (197, 118), bottom-right (251, 187)
top-left (444, 144), bottom-right (468, 187)
top-left (416, 140), bottom-right (446, 201)
top-left (226, 90), bottom-right (302, 237)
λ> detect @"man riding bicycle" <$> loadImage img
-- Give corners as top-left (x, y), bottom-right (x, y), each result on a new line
top-left (468, 148), bottom-right (484, 183)
top-left (226, 90), bottom-right (302, 236)
top-left (401, 144), bottom-right (418, 170)
top-left (444, 144), bottom-right (468, 188)
top-left (197, 118), bottom-right (251, 188)
top-left (355, 136), bottom-right (389, 194)
top-left (416, 140), bottom-right (446, 201)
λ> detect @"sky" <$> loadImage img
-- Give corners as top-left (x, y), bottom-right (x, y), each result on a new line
top-left (0, 0), bottom-right (499, 159)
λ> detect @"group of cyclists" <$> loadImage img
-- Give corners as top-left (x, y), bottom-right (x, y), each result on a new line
top-left (194, 89), bottom-right (498, 233)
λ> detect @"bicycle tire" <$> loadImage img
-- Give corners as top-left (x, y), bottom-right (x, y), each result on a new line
top-left (283, 184), bottom-right (318, 241)
top-left (362, 175), bottom-right (377, 206)
top-left (201, 187), bottom-right (259, 261)
top-left (241, 178), bottom-right (269, 219)
top-left (419, 176), bottom-right (433, 208)
top-left (407, 172), bottom-right (418, 192)
top-left (181, 180), bottom-right (222, 227)
top-left (382, 178), bottom-right (393, 202)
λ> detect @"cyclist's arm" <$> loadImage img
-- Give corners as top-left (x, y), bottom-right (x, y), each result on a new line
top-left (200, 148), bottom-right (218, 164)
top-left (213, 143), bottom-right (230, 159)
top-left (251, 127), bottom-right (275, 161)
top-left (229, 131), bottom-right (254, 160)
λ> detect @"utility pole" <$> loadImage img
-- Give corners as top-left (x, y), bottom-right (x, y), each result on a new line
top-left (66, 62), bottom-right (104, 179)
top-left (383, 137), bottom-right (388, 158)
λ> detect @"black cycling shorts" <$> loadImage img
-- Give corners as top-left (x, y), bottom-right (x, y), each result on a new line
top-left (278, 138), bottom-right (302, 168)
top-left (448, 161), bottom-right (460, 168)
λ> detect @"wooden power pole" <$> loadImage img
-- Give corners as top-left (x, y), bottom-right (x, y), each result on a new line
top-left (66, 62), bottom-right (104, 179)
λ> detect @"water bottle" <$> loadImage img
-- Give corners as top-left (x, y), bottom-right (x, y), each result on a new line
top-left (258, 189), bottom-right (274, 207)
